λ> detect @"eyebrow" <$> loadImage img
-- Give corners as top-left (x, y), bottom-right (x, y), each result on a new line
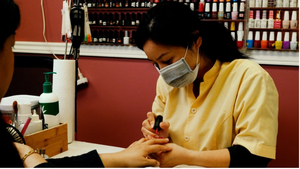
top-left (148, 52), bottom-right (168, 62)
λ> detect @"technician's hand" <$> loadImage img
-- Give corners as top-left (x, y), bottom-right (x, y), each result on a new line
top-left (141, 112), bottom-right (170, 139)
top-left (152, 143), bottom-right (190, 168)
top-left (100, 138), bottom-right (172, 167)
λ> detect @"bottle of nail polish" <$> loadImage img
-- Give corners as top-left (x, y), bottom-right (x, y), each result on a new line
top-left (131, 13), bottom-right (136, 26)
top-left (98, 30), bottom-right (103, 43)
top-left (218, 3), bottom-right (224, 19)
top-left (236, 22), bottom-right (244, 49)
top-left (254, 10), bottom-right (261, 28)
top-left (123, 30), bottom-right (129, 45)
top-left (290, 32), bottom-right (298, 50)
top-left (211, 3), bottom-right (218, 19)
top-left (261, 10), bottom-right (267, 28)
top-left (261, 31), bottom-right (268, 49)
top-left (267, 10), bottom-right (274, 28)
top-left (93, 30), bottom-right (99, 43)
top-left (248, 10), bottom-right (254, 28)
top-left (274, 10), bottom-right (282, 29)
top-left (198, 0), bottom-right (205, 19)
top-left (275, 32), bottom-right (283, 49)
top-left (247, 31), bottom-right (254, 48)
top-left (225, 2), bottom-right (231, 19)
top-left (283, 32), bottom-right (290, 49)
top-left (254, 31), bottom-right (261, 48)
top-left (268, 31), bottom-right (275, 49)
top-left (204, 2), bottom-right (211, 19)
top-left (290, 11), bottom-right (298, 29)
top-left (238, 2), bottom-right (245, 19)
top-left (231, 2), bottom-right (238, 20)
top-left (282, 11), bottom-right (290, 29)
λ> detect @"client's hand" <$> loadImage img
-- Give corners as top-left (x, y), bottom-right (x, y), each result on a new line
top-left (14, 143), bottom-right (47, 168)
top-left (100, 138), bottom-right (172, 167)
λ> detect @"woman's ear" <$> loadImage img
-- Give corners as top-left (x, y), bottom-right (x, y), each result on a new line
top-left (195, 36), bottom-right (202, 49)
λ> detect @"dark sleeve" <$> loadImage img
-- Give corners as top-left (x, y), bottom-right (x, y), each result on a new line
top-left (35, 150), bottom-right (104, 168)
top-left (227, 145), bottom-right (272, 168)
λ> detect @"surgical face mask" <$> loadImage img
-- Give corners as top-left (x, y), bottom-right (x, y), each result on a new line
top-left (155, 46), bottom-right (200, 88)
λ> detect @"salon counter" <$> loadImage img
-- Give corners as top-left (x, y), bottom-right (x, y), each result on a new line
top-left (52, 141), bottom-right (125, 158)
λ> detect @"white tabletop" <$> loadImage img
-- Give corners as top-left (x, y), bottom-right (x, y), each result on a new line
top-left (52, 141), bottom-right (125, 158)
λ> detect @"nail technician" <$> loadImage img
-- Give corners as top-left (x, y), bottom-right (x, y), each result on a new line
top-left (0, 0), bottom-right (172, 167)
top-left (137, 2), bottom-right (278, 167)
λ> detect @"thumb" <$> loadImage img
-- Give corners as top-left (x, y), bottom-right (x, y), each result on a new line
top-left (160, 121), bottom-right (170, 130)
top-left (145, 159), bottom-right (160, 167)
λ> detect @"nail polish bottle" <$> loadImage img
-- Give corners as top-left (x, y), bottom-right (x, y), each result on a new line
top-left (256, 0), bottom-right (262, 7)
top-left (115, 13), bottom-right (120, 26)
top-left (130, 31), bottom-right (136, 44)
top-left (262, 0), bottom-right (268, 6)
top-left (268, 0), bottom-right (276, 6)
top-left (131, 0), bottom-right (136, 7)
top-left (103, 13), bottom-right (107, 26)
top-left (261, 31), bottom-right (268, 49)
top-left (224, 22), bottom-right (229, 29)
top-left (276, 0), bottom-right (283, 7)
top-left (87, 0), bottom-right (93, 7)
top-left (198, 0), bottom-right (205, 19)
top-left (118, 30), bottom-right (123, 44)
top-left (261, 10), bottom-right (267, 28)
top-left (140, 0), bottom-right (145, 7)
top-left (254, 10), bottom-right (261, 28)
top-left (109, 30), bottom-right (114, 43)
top-left (231, 3), bottom-right (238, 20)
top-left (274, 10), bottom-right (282, 29)
top-left (254, 31), bottom-right (261, 48)
top-left (88, 13), bottom-right (93, 25)
top-left (98, 13), bottom-right (103, 25)
top-left (108, 13), bottom-right (114, 26)
top-left (249, 0), bottom-right (255, 7)
top-left (283, 32), bottom-right (290, 49)
top-left (267, 10), bottom-right (274, 28)
top-left (125, 13), bottom-right (131, 26)
top-left (283, 0), bottom-right (289, 6)
top-left (290, 11), bottom-right (298, 29)
top-left (92, 30), bottom-right (99, 43)
top-left (238, 2), bottom-right (245, 19)
top-left (211, 3), bottom-right (218, 19)
top-left (123, 30), bottom-right (129, 45)
top-left (114, 30), bottom-right (119, 44)
top-left (230, 22), bottom-right (236, 40)
top-left (225, 2), bottom-right (231, 19)
top-left (275, 32), bottom-right (283, 49)
top-left (136, 0), bottom-right (140, 7)
top-left (131, 13), bottom-right (136, 26)
top-left (282, 11), bottom-right (290, 29)
top-left (136, 13), bottom-right (141, 26)
top-left (193, 0), bottom-right (199, 11)
top-left (290, 0), bottom-right (297, 7)
top-left (218, 3), bottom-right (224, 19)
top-left (268, 31), bottom-right (275, 49)
top-left (98, 30), bottom-right (103, 43)
top-left (236, 22), bottom-right (244, 49)
top-left (103, 30), bottom-right (108, 43)
top-left (121, 13), bottom-right (125, 26)
top-left (248, 10), bottom-right (254, 28)
top-left (204, 3), bottom-right (211, 19)
top-left (247, 31), bottom-right (254, 48)
top-left (290, 32), bottom-right (298, 50)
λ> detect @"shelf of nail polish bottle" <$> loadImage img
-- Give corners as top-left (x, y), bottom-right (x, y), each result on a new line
top-left (201, 19), bottom-right (246, 22)
top-left (249, 7), bottom-right (299, 10)
top-left (88, 7), bottom-right (150, 11)
top-left (249, 28), bottom-right (298, 31)
top-left (247, 48), bottom-right (299, 52)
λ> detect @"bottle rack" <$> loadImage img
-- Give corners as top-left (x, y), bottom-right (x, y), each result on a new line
top-left (246, 3), bottom-right (299, 51)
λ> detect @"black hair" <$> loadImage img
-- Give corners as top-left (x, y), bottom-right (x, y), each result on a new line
top-left (136, 1), bottom-right (249, 62)
top-left (0, 0), bottom-right (20, 50)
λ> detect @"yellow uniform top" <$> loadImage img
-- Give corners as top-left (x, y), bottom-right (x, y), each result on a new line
top-left (152, 59), bottom-right (278, 159)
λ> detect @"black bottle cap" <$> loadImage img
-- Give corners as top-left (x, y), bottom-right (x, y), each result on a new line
top-left (153, 115), bottom-right (163, 131)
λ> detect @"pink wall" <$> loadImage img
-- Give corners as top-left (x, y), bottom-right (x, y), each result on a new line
top-left (13, 0), bottom-right (299, 167)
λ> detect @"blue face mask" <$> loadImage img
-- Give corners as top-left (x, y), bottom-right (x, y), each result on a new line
top-left (155, 46), bottom-right (200, 88)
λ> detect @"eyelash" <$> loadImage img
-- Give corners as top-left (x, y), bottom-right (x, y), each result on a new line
top-left (163, 58), bottom-right (172, 64)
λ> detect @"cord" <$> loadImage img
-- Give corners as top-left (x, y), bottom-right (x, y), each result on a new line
top-left (41, 0), bottom-right (59, 59)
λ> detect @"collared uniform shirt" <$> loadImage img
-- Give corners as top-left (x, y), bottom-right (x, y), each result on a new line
top-left (152, 59), bottom-right (278, 159)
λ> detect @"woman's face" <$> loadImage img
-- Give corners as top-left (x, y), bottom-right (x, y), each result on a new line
top-left (143, 40), bottom-right (198, 71)
top-left (0, 34), bottom-right (15, 100)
